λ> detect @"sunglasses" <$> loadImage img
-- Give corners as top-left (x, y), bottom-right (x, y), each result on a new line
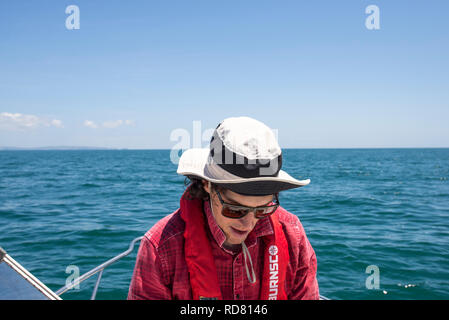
top-left (214, 190), bottom-right (280, 219)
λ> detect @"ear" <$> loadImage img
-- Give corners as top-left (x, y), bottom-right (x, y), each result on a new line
top-left (202, 179), bottom-right (211, 194)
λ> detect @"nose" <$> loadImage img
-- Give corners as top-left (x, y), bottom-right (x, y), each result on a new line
top-left (237, 211), bottom-right (257, 229)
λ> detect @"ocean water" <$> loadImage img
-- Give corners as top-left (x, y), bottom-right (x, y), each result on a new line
top-left (0, 149), bottom-right (448, 300)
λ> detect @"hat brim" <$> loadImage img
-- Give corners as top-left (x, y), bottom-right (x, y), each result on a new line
top-left (177, 148), bottom-right (310, 196)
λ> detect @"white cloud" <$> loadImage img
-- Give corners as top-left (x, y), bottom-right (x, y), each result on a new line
top-left (85, 119), bottom-right (135, 129)
top-left (84, 120), bottom-right (98, 129)
top-left (51, 119), bottom-right (64, 128)
top-left (102, 119), bottom-right (124, 129)
top-left (0, 112), bottom-right (63, 131)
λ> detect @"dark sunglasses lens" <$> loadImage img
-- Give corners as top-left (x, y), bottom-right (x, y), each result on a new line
top-left (254, 206), bottom-right (278, 218)
top-left (222, 206), bottom-right (248, 218)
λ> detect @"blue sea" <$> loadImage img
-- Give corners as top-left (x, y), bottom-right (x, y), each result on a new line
top-left (1, 149), bottom-right (448, 300)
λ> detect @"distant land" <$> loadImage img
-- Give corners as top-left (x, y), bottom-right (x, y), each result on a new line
top-left (0, 146), bottom-right (120, 150)
top-left (1, 146), bottom-right (448, 151)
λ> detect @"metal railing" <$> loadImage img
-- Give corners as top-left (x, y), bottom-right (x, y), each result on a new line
top-left (55, 236), bottom-right (144, 299)
top-left (55, 235), bottom-right (330, 300)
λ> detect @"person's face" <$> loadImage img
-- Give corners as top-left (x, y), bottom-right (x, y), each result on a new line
top-left (202, 180), bottom-right (274, 246)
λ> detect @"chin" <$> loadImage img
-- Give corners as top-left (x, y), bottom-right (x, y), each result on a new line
top-left (227, 234), bottom-right (248, 245)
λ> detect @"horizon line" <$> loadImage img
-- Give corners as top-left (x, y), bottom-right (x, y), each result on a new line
top-left (1, 146), bottom-right (449, 151)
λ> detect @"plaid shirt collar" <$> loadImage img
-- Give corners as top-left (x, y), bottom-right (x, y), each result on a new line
top-left (203, 199), bottom-right (274, 253)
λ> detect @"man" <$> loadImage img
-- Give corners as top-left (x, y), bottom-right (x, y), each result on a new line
top-left (128, 116), bottom-right (319, 300)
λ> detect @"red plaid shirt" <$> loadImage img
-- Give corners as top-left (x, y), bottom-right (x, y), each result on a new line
top-left (128, 199), bottom-right (319, 300)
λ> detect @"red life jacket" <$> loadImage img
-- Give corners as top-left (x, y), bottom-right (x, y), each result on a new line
top-left (180, 188), bottom-right (289, 300)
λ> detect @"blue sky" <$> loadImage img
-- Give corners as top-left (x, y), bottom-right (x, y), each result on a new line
top-left (1, 0), bottom-right (448, 149)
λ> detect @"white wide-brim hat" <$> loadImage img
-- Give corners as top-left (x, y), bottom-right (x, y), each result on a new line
top-left (177, 116), bottom-right (310, 196)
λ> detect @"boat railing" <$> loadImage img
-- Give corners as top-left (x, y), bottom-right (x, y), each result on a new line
top-left (55, 235), bottom-right (330, 300)
top-left (55, 235), bottom-right (144, 299)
